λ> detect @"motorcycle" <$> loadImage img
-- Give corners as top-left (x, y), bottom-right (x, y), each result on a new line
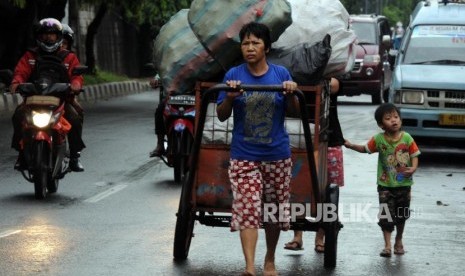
top-left (159, 88), bottom-right (196, 183)
top-left (16, 66), bottom-right (86, 199)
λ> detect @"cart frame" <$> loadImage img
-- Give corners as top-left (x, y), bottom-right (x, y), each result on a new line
top-left (174, 81), bottom-right (342, 268)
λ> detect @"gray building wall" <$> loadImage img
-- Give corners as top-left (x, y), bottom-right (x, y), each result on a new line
top-left (74, 6), bottom-right (141, 77)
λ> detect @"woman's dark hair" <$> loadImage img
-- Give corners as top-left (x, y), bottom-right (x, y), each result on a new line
top-left (239, 22), bottom-right (271, 51)
top-left (374, 103), bottom-right (401, 125)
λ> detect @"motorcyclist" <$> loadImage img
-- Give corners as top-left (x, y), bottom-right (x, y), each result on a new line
top-left (10, 18), bottom-right (85, 172)
top-left (61, 23), bottom-right (74, 51)
top-left (61, 23), bottom-right (86, 167)
top-left (148, 74), bottom-right (195, 158)
top-left (149, 74), bottom-right (166, 157)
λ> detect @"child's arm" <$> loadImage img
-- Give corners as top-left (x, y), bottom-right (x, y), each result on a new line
top-left (344, 139), bottom-right (367, 153)
top-left (402, 156), bottom-right (418, 177)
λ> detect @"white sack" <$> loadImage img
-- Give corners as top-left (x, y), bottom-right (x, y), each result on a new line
top-left (272, 0), bottom-right (357, 77)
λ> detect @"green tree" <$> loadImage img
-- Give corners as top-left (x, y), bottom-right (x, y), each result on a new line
top-left (383, 0), bottom-right (418, 27)
top-left (341, 0), bottom-right (417, 27)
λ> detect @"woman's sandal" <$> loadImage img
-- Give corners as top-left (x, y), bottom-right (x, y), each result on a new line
top-left (380, 248), bottom-right (392, 257)
top-left (284, 240), bottom-right (303, 251)
top-left (314, 244), bottom-right (325, 253)
top-left (394, 246), bottom-right (405, 255)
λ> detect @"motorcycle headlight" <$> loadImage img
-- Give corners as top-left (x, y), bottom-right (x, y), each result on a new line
top-left (32, 111), bottom-right (53, 128)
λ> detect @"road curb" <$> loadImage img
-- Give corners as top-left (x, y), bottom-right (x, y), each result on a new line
top-left (0, 80), bottom-right (150, 114)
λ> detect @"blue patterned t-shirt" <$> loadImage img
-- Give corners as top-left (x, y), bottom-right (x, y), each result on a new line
top-left (217, 63), bottom-right (292, 161)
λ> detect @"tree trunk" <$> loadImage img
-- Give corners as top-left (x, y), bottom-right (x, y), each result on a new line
top-left (138, 23), bottom-right (155, 77)
top-left (85, 3), bottom-right (107, 75)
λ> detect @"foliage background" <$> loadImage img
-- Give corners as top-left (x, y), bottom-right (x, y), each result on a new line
top-left (0, 0), bottom-right (418, 79)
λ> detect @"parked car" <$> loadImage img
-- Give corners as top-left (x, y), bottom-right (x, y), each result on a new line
top-left (340, 14), bottom-right (393, 104)
top-left (389, 0), bottom-right (465, 148)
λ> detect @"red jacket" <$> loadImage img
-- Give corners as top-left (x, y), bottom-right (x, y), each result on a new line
top-left (11, 48), bottom-right (84, 89)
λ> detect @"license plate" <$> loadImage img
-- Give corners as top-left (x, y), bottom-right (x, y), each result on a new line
top-left (167, 95), bottom-right (195, 105)
top-left (439, 114), bottom-right (465, 126)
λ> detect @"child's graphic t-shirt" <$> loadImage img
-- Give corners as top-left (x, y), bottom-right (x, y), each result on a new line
top-left (365, 131), bottom-right (421, 187)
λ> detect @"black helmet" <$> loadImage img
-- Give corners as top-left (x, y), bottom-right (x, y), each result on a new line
top-left (62, 23), bottom-right (74, 47)
top-left (35, 18), bottom-right (63, 53)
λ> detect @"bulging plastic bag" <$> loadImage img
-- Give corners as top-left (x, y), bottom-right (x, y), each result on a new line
top-left (268, 34), bottom-right (332, 85)
top-left (272, 0), bottom-right (356, 77)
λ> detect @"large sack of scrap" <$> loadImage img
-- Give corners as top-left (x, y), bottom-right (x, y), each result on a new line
top-left (272, 0), bottom-right (356, 77)
top-left (153, 10), bottom-right (223, 94)
top-left (188, 0), bottom-right (292, 70)
top-left (154, 0), bottom-right (292, 94)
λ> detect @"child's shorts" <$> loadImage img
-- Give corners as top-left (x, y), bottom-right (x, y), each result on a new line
top-left (377, 185), bottom-right (411, 232)
top-left (228, 158), bottom-right (292, 232)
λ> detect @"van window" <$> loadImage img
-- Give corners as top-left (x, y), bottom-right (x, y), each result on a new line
top-left (403, 25), bottom-right (465, 64)
top-left (350, 22), bottom-right (377, 44)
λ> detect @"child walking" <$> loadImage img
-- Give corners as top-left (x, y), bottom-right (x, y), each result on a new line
top-left (344, 103), bottom-right (420, 257)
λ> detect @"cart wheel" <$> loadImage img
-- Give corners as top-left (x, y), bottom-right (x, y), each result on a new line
top-left (173, 171), bottom-right (195, 260)
top-left (324, 184), bottom-right (342, 268)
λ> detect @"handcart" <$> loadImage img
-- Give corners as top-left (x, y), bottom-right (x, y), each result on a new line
top-left (173, 81), bottom-right (343, 268)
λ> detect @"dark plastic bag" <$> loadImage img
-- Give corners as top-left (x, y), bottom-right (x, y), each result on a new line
top-left (268, 34), bottom-right (332, 85)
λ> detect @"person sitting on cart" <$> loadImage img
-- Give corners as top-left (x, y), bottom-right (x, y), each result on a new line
top-left (216, 22), bottom-right (300, 276)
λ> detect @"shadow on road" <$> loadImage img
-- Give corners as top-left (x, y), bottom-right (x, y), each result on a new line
top-left (1, 193), bottom-right (80, 206)
top-left (155, 179), bottom-right (182, 189)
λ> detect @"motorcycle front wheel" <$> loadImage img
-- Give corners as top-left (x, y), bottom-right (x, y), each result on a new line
top-left (33, 141), bottom-right (49, 199)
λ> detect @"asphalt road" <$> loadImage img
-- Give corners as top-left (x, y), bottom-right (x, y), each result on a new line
top-left (0, 92), bottom-right (464, 276)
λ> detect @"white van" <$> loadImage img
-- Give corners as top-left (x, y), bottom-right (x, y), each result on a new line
top-left (389, 0), bottom-right (465, 149)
